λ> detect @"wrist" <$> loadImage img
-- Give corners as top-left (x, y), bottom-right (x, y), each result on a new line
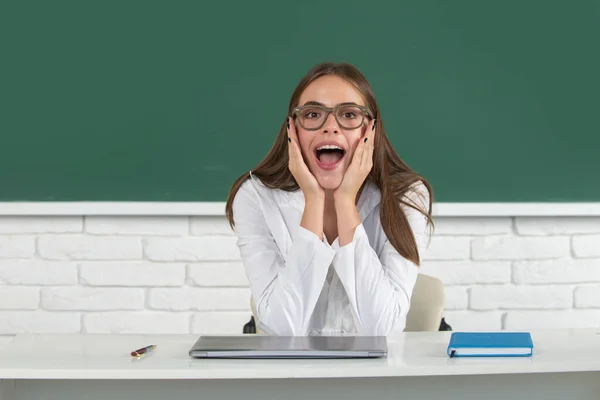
top-left (334, 195), bottom-right (360, 247)
top-left (301, 195), bottom-right (325, 241)
top-left (305, 192), bottom-right (325, 206)
top-left (334, 197), bottom-right (358, 221)
top-left (333, 192), bottom-right (356, 208)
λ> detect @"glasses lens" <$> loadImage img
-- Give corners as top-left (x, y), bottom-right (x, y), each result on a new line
top-left (297, 106), bottom-right (325, 130)
top-left (336, 105), bottom-right (364, 129)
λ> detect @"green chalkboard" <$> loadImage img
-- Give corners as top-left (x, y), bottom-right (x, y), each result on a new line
top-left (1, 1), bottom-right (599, 202)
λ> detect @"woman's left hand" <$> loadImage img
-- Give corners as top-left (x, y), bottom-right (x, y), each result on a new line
top-left (333, 120), bottom-right (376, 204)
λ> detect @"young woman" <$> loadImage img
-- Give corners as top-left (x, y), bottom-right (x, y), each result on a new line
top-left (225, 62), bottom-right (434, 336)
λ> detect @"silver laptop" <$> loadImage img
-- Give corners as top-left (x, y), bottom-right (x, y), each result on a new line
top-left (188, 335), bottom-right (387, 359)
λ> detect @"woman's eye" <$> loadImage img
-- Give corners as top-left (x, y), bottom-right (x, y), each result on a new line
top-left (304, 111), bottom-right (320, 119)
top-left (342, 112), bottom-right (356, 119)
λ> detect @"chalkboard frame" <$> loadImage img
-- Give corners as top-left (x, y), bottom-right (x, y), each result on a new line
top-left (0, 202), bottom-right (599, 216)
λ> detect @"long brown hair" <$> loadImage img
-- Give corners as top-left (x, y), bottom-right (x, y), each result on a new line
top-left (225, 62), bottom-right (433, 265)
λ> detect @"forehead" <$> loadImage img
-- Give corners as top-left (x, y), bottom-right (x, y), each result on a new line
top-left (298, 75), bottom-right (365, 107)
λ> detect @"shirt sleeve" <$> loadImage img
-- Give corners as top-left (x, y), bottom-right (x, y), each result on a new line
top-left (232, 181), bottom-right (336, 336)
top-left (331, 182), bottom-right (431, 336)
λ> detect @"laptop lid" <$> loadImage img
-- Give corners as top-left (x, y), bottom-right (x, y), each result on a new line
top-left (188, 335), bottom-right (387, 359)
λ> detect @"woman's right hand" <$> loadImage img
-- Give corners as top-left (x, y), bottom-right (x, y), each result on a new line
top-left (287, 117), bottom-right (324, 202)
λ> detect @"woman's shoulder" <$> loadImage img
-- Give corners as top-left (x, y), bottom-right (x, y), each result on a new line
top-left (233, 172), bottom-right (297, 209)
top-left (236, 172), bottom-right (281, 197)
top-left (399, 180), bottom-right (431, 214)
top-left (234, 173), bottom-right (266, 203)
top-left (365, 179), bottom-right (430, 217)
top-left (404, 179), bottom-right (430, 199)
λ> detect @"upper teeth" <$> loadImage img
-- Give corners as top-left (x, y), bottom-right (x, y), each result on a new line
top-left (317, 145), bottom-right (342, 151)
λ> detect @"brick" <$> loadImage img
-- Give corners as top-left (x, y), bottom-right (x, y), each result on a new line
top-left (83, 312), bottom-right (189, 334)
top-left (422, 237), bottom-right (470, 261)
top-left (38, 235), bottom-right (142, 260)
top-left (144, 237), bottom-right (240, 261)
top-left (574, 285), bottom-right (600, 308)
top-left (0, 236), bottom-right (35, 259)
top-left (433, 218), bottom-right (512, 235)
top-left (187, 262), bottom-right (249, 287)
top-left (443, 287), bottom-right (468, 310)
top-left (190, 216), bottom-right (234, 236)
top-left (419, 261), bottom-right (511, 285)
top-left (572, 235), bottom-right (600, 258)
top-left (515, 217), bottom-right (600, 235)
top-left (85, 216), bottom-right (188, 235)
top-left (149, 287), bottom-right (251, 311)
top-left (0, 261), bottom-right (77, 285)
top-left (0, 217), bottom-right (82, 233)
top-left (504, 310), bottom-right (600, 330)
top-left (471, 236), bottom-right (569, 260)
top-left (0, 311), bottom-right (80, 333)
top-left (513, 258), bottom-right (600, 284)
top-left (191, 311), bottom-right (254, 334)
top-left (470, 285), bottom-right (572, 310)
top-left (0, 287), bottom-right (39, 310)
top-left (80, 262), bottom-right (185, 286)
top-left (442, 311), bottom-right (503, 331)
top-left (42, 287), bottom-right (145, 311)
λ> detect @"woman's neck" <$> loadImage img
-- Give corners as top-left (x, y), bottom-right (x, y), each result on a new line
top-left (321, 186), bottom-right (364, 244)
top-left (322, 190), bottom-right (338, 244)
top-left (323, 190), bottom-right (336, 214)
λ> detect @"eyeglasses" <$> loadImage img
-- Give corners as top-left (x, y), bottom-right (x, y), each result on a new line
top-left (292, 103), bottom-right (372, 131)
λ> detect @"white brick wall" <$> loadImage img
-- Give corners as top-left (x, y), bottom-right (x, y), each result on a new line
top-left (0, 215), bottom-right (598, 343)
top-left (420, 217), bottom-right (600, 331)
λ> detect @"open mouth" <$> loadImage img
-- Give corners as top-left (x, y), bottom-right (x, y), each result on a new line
top-left (315, 145), bottom-right (345, 170)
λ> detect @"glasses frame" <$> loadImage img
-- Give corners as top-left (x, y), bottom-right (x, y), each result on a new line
top-left (291, 104), bottom-right (373, 131)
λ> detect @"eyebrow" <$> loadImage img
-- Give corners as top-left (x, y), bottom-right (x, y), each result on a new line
top-left (301, 101), bottom-right (363, 107)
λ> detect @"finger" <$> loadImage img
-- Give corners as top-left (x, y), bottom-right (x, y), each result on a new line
top-left (287, 118), bottom-right (300, 153)
top-left (361, 139), bottom-right (373, 169)
top-left (368, 118), bottom-right (376, 141)
top-left (287, 116), bottom-right (299, 143)
top-left (360, 119), bottom-right (376, 146)
top-left (287, 118), bottom-right (296, 165)
top-left (361, 119), bottom-right (376, 168)
top-left (360, 137), bottom-right (370, 168)
top-left (351, 134), bottom-right (367, 169)
top-left (287, 119), bottom-right (303, 159)
top-left (287, 118), bottom-right (308, 175)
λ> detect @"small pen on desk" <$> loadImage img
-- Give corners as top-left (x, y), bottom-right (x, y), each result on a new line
top-left (131, 345), bottom-right (156, 358)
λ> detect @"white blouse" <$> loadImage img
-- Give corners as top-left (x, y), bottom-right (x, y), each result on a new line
top-left (231, 172), bottom-right (431, 336)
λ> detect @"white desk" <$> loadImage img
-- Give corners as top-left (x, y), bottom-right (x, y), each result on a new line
top-left (1, 329), bottom-right (599, 400)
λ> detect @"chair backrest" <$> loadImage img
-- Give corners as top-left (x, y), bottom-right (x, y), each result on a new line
top-left (249, 273), bottom-right (446, 334)
top-left (249, 297), bottom-right (263, 334)
top-left (405, 273), bottom-right (446, 332)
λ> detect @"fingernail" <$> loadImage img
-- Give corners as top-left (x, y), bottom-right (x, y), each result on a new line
top-left (286, 118), bottom-right (290, 129)
top-left (372, 119), bottom-right (377, 131)
top-left (288, 137), bottom-right (291, 142)
top-left (364, 138), bottom-right (368, 143)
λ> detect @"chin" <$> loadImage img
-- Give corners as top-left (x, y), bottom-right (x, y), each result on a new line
top-left (311, 168), bottom-right (344, 190)
top-left (314, 172), bottom-right (344, 190)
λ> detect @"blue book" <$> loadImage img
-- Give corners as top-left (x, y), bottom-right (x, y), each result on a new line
top-left (447, 332), bottom-right (534, 358)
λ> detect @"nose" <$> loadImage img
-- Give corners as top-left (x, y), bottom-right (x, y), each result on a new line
top-left (321, 112), bottom-right (340, 134)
